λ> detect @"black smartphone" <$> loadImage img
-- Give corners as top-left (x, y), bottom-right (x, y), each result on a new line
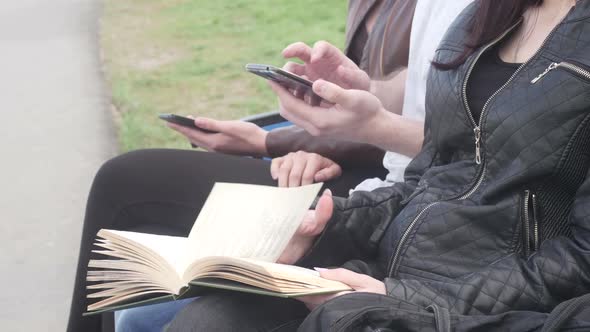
top-left (245, 63), bottom-right (323, 106)
top-left (158, 114), bottom-right (219, 134)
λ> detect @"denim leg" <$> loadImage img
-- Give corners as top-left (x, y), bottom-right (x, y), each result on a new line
top-left (115, 298), bottom-right (196, 332)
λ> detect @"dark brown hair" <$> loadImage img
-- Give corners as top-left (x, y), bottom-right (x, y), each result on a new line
top-left (433, 0), bottom-right (543, 70)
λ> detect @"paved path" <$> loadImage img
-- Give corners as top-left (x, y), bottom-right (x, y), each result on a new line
top-left (0, 0), bottom-right (117, 330)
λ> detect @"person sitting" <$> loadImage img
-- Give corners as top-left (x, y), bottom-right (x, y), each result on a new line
top-left (66, 1), bottom-right (422, 331)
top-left (162, 0), bottom-right (590, 330)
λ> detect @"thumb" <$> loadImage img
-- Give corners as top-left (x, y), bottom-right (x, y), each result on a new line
top-left (312, 80), bottom-right (357, 109)
top-left (194, 117), bottom-right (227, 132)
top-left (315, 268), bottom-right (366, 289)
top-left (297, 189), bottom-right (333, 236)
top-left (314, 189), bottom-right (333, 230)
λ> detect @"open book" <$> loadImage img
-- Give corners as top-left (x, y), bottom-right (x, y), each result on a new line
top-left (85, 183), bottom-right (351, 314)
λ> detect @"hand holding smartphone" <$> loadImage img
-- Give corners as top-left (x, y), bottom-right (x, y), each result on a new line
top-left (245, 64), bottom-right (324, 106)
top-left (158, 114), bottom-right (219, 134)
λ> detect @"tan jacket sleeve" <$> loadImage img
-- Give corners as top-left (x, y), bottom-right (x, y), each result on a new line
top-left (266, 125), bottom-right (385, 169)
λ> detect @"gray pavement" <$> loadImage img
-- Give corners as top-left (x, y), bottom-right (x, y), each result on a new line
top-left (0, 0), bottom-right (117, 330)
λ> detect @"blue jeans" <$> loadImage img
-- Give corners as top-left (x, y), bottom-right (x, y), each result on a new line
top-left (114, 298), bottom-right (196, 332)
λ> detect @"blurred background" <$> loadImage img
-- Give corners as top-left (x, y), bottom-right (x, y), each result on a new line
top-left (103, 0), bottom-right (346, 151)
top-left (0, 0), bottom-right (345, 330)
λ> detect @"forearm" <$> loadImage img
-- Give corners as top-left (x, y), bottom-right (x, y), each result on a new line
top-left (369, 69), bottom-right (407, 115)
top-left (266, 126), bottom-right (385, 168)
top-left (360, 109), bottom-right (424, 158)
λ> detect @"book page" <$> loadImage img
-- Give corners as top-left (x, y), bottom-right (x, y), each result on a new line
top-left (183, 183), bottom-right (322, 269)
top-left (105, 230), bottom-right (189, 276)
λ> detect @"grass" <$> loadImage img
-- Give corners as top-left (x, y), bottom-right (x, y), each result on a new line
top-left (100, 0), bottom-right (347, 151)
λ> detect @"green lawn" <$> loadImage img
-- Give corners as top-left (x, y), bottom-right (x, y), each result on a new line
top-left (101, 0), bottom-right (347, 151)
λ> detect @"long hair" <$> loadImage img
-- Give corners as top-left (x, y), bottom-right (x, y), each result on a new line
top-left (433, 0), bottom-right (543, 70)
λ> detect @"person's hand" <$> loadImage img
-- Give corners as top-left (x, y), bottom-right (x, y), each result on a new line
top-left (282, 41), bottom-right (370, 91)
top-left (269, 79), bottom-right (387, 143)
top-left (167, 117), bottom-right (268, 157)
top-left (296, 268), bottom-right (386, 310)
top-left (271, 151), bottom-right (342, 187)
top-left (277, 189), bottom-right (333, 265)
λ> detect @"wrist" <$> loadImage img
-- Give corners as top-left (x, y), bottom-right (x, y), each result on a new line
top-left (255, 129), bottom-right (269, 157)
top-left (358, 107), bottom-right (392, 146)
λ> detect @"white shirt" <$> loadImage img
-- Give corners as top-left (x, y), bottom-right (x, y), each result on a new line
top-left (353, 0), bottom-right (474, 193)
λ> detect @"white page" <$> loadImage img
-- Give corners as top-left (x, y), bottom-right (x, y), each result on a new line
top-left (108, 230), bottom-right (188, 275)
top-left (184, 183), bottom-right (322, 268)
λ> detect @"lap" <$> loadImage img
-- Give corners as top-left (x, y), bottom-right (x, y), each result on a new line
top-left (166, 292), bottom-right (308, 332)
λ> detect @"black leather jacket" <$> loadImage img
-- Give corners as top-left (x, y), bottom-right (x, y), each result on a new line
top-left (303, 2), bottom-right (590, 316)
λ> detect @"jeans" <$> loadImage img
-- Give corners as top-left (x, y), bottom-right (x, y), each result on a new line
top-left (115, 298), bottom-right (195, 332)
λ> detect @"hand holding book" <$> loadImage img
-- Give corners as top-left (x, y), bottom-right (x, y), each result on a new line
top-left (296, 268), bottom-right (386, 310)
top-left (277, 189), bottom-right (334, 265)
top-left (85, 183), bottom-right (352, 314)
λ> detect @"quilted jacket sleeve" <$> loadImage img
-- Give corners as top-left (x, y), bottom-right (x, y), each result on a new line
top-left (385, 168), bottom-right (590, 315)
top-left (298, 122), bottom-right (437, 269)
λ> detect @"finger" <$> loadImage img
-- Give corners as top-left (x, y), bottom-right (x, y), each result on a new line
top-left (296, 189), bottom-right (333, 236)
top-left (311, 41), bottom-right (357, 68)
top-left (311, 189), bottom-right (333, 232)
top-left (294, 86), bottom-right (306, 100)
top-left (335, 65), bottom-right (370, 90)
top-left (282, 42), bottom-right (312, 63)
top-left (268, 81), bottom-right (325, 131)
top-left (167, 122), bottom-right (201, 140)
top-left (310, 40), bottom-right (340, 64)
top-left (278, 156), bottom-right (294, 187)
top-left (288, 154), bottom-right (307, 187)
top-left (314, 268), bottom-right (368, 289)
top-left (167, 123), bottom-right (215, 149)
top-left (312, 79), bottom-right (357, 109)
top-left (270, 158), bottom-right (283, 180)
top-left (301, 154), bottom-right (321, 185)
top-left (193, 117), bottom-right (229, 133)
top-left (314, 163), bottom-right (342, 182)
top-left (283, 61), bottom-right (306, 76)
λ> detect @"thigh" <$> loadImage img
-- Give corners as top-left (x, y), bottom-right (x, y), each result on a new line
top-left (87, 149), bottom-right (278, 237)
top-left (68, 150), bottom-right (276, 332)
top-left (166, 292), bottom-right (308, 332)
top-left (115, 298), bottom-right (195, 332)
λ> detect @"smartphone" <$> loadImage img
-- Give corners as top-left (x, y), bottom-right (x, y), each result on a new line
top-left (158, 114), bottom-right (219, 134)
top-left (245, 63), bottom-right (323, 106)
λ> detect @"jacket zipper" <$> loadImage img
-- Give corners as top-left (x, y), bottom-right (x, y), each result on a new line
top-left (531, 61), bottom-right (590, 84)
top-left (523, 190), bottom-right (532, 256)
top-left (532, 192), bottom-right (539, 251)
top-left (387, 9), bottom-right (572, 277)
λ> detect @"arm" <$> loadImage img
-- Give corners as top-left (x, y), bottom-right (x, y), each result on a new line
top-left (370, 69), bottom-right (407, 115)
top-left (266, 126), bottom-right (385, 168)
top-left (266, 68), bottom-right (409, 166)
top-left (270, 79), bottom-right (424, 158)
top-left (385, 170), bottom-right (590, 315)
